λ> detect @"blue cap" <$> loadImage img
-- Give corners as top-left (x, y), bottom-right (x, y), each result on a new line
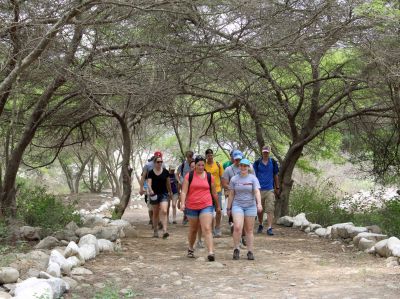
top-left (239, 158), bottom-right (251, 166)
top-left (232, 150), bottom-right (243, 160)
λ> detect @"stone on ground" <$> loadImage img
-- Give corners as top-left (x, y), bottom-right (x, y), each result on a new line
top-left (35, 236), bottom-right (60, 250)
top-left (0, 267), bottom-right (19, 284)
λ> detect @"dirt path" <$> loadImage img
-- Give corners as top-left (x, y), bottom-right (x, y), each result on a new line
top-left (66, 197), bottom-right (400, 299)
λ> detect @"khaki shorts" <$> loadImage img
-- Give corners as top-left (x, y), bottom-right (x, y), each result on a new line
top-left (260, 190), bottom-right (275, 213)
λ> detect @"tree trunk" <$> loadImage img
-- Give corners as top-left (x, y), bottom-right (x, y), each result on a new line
top-left (113, 116), bottom-right (132, 218)
top-left (274, 143), bottom-right (304, 218)
top-left (58, 157), bottom-right (75, 193)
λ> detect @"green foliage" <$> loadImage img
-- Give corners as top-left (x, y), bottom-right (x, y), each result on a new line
top-left (0, 219), bottom-right (8, 240)
top-left (16, 182), bottom-right (81, 232)
top-left (93, 282), bottom-right (141, 298)
top-left (289, 184), bottom-right (400, 237)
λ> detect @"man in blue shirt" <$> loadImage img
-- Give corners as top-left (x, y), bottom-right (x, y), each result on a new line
top-left (253, 145), bottom-right (280, 235)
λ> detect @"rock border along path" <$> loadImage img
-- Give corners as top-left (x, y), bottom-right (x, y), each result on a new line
top-left (65, 202), bottom-right (400, 299)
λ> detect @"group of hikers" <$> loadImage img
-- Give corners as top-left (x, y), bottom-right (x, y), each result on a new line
top-left (138, 146), bottom-right (280, 262)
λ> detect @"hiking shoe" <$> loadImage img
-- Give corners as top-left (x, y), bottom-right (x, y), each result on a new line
top-left (233, 248), bottom-right (240, 260)
top-left (214, 228), bottom-right (222, 238)
top-left (182, 218), bottom-right (188, 225)
top-left (148, 219), bottom-right (153, 225)
top-left (158, 222), bottom-right (163, 230)
top-left (207, 254), bottom-right (215, 262)
top-left (267, 227), bottom-right (274, 236)
top-left (241, 236), bottom-right (247, 246)
top-left (172, 221), bottom-right (177, 224)
top-left (153, 231), bottom-right (159, 238)
top-left (247, 251), bottom-right (255, 260)
top-left (162, 232), bottom-right (169, 239)
top-left (196, 240), bottom-right (205, 249)
top-left (257, 224), bottom-right (264, 234)
top-left (187, 248), bottom-right (195, 258)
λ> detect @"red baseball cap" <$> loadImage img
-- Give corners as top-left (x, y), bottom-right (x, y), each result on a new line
top-left (154, 151), bottom-right (162, 158)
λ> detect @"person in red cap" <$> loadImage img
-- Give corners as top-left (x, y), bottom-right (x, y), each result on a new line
top-left (139, 151), bottom-right (165, 227)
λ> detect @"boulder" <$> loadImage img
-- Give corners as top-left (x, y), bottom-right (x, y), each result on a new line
top-left (49, 250), bottom-right (71, 275)
top-left (309, 224), bottom-right (322, 232)
top-left (65, 221), bottom-right (79, 232)
top-left (122, 226), bottom-right (138, 238)
top-left (315, 228), bottom-right (327, 237)
top-left (34, 236), bottom-right (60, 250)
top-left (346, 226), bottom-right (368, 238)
top-left (98, 226), bottom-right (123, 241)
top-left (109, 219), bottom-right (131, 228)
top-left (83, 215), bottom-right (107, 228)
top-left (353, 232), bottom-right (387, 247)
top-left (277, 216), bottom-right (294, 227)
top-left (292, 213), bottom-right (310, 229)
top-left (24, 251), bottom-right (50, 269)
top-left (97, 239), bottom-right (114, 252)
top-left (366, 225), bottom-right (382, 234)
top-left (53, 230), bottom-right (79, 243)
top-left (19, 226), bottom-right (41, 241)
top-left (387, 237), bottom-right (400, 257)
top-left (64, 241), bottom-right (80, 258)
top-left (78, 234), bottom-right (99, 254)
top-left (0, 267), bottom-right (19, 284)
top-left (0, 291), bottom-right (12, 299)
top-left (62, 277), bottom-right (78, 290)
top-left (46, 262), bottom-right (61, 278)
top-left (330, 223), bottom-right (354, 239)
top-left (75, 227), bottom-right (102, 238)
top-left (71, 267), bottom-right (93, 275)
top-left (14, 277), bottom-right (69, 299)
top-left (24, 268), bottom-right (40, 279)
top-left (358, 238), bottom-right (376, 251)
top-left (375, 239), bottom-right (390, 257)
top-left (78, 244), bottom-right (96, 261)
top-left (66, 256), bottom-right (83, 269)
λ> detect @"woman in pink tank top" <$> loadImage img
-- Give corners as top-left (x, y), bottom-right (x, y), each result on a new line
top-left (180, 156), bottom-right (220, 261)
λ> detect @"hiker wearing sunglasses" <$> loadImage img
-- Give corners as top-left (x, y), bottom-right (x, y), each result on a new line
top-left (147, 156), bottom-right (173, 239)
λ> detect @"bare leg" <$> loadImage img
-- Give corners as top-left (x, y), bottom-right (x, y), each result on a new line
top-left (172, 196), bottom-right (177, 222)
top-left (267, 212), bottom-right (274, 229)
top-left (244, 216), bottom-right (255, 252)
top-left (200, 213), bottom-right (214, 254)
top-left (159, 202), bottom-right (168, 234)
top-left (152, 204), bottom-right (160, 235)
top-left (232, 213), bottom-right (244, 249)
top-left (188, 217), bottom-right (199, 249)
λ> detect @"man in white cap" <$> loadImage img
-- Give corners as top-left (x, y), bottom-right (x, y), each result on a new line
top-left (253, 145), bottom-right (280, 236)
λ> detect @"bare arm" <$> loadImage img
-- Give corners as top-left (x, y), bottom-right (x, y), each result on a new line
top-left (179, 177), bottom-right (189, 211)
top-left (166, 177), bottom-right (172, 195)
top-left (211, 182), bottom-right (220, 212)
top-left (147, 178), bottom-right (153, 195)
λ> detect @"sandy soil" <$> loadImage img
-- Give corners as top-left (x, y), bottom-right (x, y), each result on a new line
top-left (65, 194), bottom-right (400, 299)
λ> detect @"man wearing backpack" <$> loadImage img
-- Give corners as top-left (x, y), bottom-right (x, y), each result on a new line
top-left (204, 148), bottom-right (224, 237)
top-left (253, 145), bottom-right (280, 236)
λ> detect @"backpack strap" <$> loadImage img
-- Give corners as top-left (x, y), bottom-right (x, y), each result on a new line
top-left (188, 171), bottom-right (212, 195)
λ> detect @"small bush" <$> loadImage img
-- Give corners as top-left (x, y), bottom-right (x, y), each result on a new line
top-left (16, 182), bottom-right (81, 233)
top-left (289, 182), bottom-right (350, 227)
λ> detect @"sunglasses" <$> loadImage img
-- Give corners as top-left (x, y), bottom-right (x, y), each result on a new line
top-left (156, 161), bottom-right (163, 164)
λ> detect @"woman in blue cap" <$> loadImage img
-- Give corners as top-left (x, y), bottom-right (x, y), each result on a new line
top-left (227, 158), bottom-right (262, 260)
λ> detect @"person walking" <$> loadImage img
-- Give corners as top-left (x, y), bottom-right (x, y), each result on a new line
top-left (204, 148), bottom-right (224, 237)
top-left (227, 159), bottom-right (262, 260)
top-left (168, 166), bottom-right (179, 224)
top-left (147, 156), bottom-right (173, 239)
top-left (253, 145), bottom-right (280, 236)
top-left (180, 156), bottom-right (220, 261)
top-left (177, 150), bottom-right (194, 225)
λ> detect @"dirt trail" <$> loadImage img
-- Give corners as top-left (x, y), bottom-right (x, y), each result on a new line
top-left (66, 196), bottom-right (400, 299)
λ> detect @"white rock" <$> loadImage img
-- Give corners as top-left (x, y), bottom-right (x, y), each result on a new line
top-left (173, 280), bottom-right (182, 286)
top-left (35, 236), bottom-right (60, 250)
top-left (64, 241), bottom-right (80, 258)
top-left (83, 215), bottom-right (108, 228)
top-left (19, 226), bottom-right (41, 241)
top-left (71, 267), bottom-right (93, 275)
top-left (78, 244), bottom-right (97, 261)
top-left (277, 216), bottom-right (294, 227)
top-left (315, 228), bottom-right (328, 237)
top-left (353, 232), bottom-right (387, 247)
top-left (24, 251), bottom-right (50, 269)
top-left (387, 237), bottom-right (400, 257)
top-left (375, 239), bottom-right (389, 257)
top-left (0, 291), bottom-right (12, 298)
top-left (49, 250), bottom-right (71, 275)
top-left (46, 277), bottom-right (70, 297)
top-left (109, 219), bottom-right (131, 228)
top-left (46, 262), bottom-right (61, 278)
top-left (98, 226), bottom-right (123, 241)
top-left (75, 227), bottom-right (102, 238)
top-left (309, 224), bottom-right (322, 232)
top-left (65, 221), bottom-right (79, 232)
top-left (330, 223), bottom-right (354, 239)
top-left (346, 226), bottom-right (368, 238)
top-left (0, 267), bottom-right (19, 284)
top-left (78, 234), bottom-right (99, 254)
top-left (292, 213), bottom-right (310, 229)
top-left (14, 278), bottom-right (53, 299)
top-left (358, 238), bottom-right (376, 251)
top-left (66, 256), bottom-right (84, 269)
top-left (97, 239), bottom-right (114, 252)
top-left (62, 277), bottom-right (78, 290)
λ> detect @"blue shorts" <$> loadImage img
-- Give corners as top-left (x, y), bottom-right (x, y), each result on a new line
top-left (232, 205), bottom-right (257, 217)
top-left (185, 206), bottom-right (214, 218)
top-left (150, 193), bottom-right (168, 205)
top-left (213, 192), bottom-right (223, 211)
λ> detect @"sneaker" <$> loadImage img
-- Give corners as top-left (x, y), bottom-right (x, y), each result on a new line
top-left (158, 222), bottom-right (163, 230)
top-left (187, 248), bottom-right (195, 258)
top-left (233, 248), bottom-right (240, 260)
top-left (172, 221), bottom-right (177, 224)
top-left (182, 218), bottom-right (188, 225)
top-left (153, 231), bottom-right (159, 238)
top-left (241, 236), bottom-right (247, 247)
top-left (247, 251), bottom-right (255, 260)
top-left (214, 228), bottom-right (222, 238)
top-left (207, 254), bottom-right (215, 262)
top-left (267, 227), bottom-right (274, 236)
top-left (196, 240), bottom-right (205, 249)
top-left (162, 232), bottom-right (169, 239)
top-left (257, 224), bottom-right (264, 234)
